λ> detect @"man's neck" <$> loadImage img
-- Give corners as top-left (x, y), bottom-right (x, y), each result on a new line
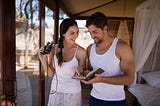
top-left (96, 36), bottom-right (114, 47)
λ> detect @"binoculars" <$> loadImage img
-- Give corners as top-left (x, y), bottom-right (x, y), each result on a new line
top-left (41, 41), bottom-right (54, 55)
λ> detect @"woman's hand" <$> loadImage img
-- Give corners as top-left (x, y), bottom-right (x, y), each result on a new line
top-left (38, 47), bottom-right (45, 56)
top-left (73, 69), bottom-right (86, 78)
top-left (38, 46), bottom-right (48, 61)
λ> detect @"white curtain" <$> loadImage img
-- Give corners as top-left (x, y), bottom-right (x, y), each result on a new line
top-left (132, 0), bottom-right (160, 84)
top-left (142, 36), bottom-right (160, 73)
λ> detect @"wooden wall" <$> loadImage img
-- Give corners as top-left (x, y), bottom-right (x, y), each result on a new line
top-left (107, 18), bottom-right (134, 47)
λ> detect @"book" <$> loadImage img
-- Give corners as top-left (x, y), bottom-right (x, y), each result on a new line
top-left (72, 68), bottom-right (104, 81)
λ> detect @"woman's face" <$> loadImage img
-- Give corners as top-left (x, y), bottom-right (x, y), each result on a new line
top-left (64, 25), bottom-right (79, 45)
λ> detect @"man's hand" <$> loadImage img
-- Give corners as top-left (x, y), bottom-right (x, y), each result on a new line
top-left (81, 74), bottom-right (103, 84)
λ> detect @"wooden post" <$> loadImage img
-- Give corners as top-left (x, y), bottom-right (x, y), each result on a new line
top-left (0, 0), bottom-right (16, 105)
top-left (53, 0), bottom-right (59, 43)
top-left (38, 0), bottom-right (45, 106)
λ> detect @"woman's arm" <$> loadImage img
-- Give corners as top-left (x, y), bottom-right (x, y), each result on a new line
top-left (86, 45), bottom-right (93, 71)
top-left (76, 46), bottom-right (87, 74)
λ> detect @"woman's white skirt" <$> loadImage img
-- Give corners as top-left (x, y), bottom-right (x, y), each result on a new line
top-left (47, 91), bottom-right (81, 106)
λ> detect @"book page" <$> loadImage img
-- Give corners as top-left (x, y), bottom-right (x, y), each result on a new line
top-left (72, 68), bottom-right (104, 80)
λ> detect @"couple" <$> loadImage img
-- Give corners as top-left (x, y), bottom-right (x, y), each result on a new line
top-left (38, 12), bottom-right (135, 106)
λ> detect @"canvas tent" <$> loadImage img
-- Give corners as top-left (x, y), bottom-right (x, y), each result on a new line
top-left (46, 0), bottom-right (145, 19)
top-left (129, 0), bottom-right (160, 105)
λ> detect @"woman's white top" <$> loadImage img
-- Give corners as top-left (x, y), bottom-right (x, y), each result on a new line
top-left (89, 38), bottom-right (125, 101)
top-left (50, 46), bottom-right (81, 93)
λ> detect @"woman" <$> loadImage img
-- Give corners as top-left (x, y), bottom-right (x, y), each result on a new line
top-left (38, 18), bottom-right (86, 106)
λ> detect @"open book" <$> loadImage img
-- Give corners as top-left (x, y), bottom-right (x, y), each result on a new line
top-left (72, 68), bottom-right (104, 81)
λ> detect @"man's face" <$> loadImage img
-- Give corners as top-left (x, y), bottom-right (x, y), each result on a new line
top-left (87, 25), bottom-right (104, 44)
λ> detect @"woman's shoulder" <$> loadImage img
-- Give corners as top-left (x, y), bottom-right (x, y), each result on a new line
top-left (75, 44), bottom-right (86, 55)
top-left (76, 44), bottom-right (86, 51)
top-left (75, 44), bottom-right (87, 61)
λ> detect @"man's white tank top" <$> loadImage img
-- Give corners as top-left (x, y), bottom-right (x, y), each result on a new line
top-left (50, 46), bottom-right (81, 93)
top-left (90, 38), bottom-right (125, 101)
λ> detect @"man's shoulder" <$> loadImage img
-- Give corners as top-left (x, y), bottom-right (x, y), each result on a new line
top-left (117, 39), bottom-right (129, 48)
top-left (117, 38), bottom-right (133, 54)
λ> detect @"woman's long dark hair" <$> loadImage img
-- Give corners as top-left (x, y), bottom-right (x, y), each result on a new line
top-left (56, 18), bottom-right (78, 66)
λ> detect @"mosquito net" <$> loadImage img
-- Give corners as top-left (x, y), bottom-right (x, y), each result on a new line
top-left (132, 0), bottom-right (160, 84)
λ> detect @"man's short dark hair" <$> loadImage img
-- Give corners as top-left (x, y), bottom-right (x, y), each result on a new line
top-left (86, 12), bottom-right (108, 29)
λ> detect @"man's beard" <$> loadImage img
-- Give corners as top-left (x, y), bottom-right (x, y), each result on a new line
top-left (94, 38), bottom-right (102, 44)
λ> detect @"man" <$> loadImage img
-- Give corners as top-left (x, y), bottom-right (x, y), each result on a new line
top-left (81, 12), bottom-right (135, 106)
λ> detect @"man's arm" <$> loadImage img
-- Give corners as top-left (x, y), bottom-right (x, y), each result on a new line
top-left (81, 40), bottom-right (135, 85)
